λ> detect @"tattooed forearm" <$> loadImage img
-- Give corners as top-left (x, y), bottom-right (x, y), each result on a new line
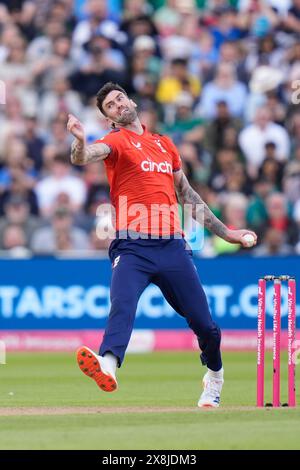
top-left (70, 140), bottom-right (110, 165)
top-left (71, 139), bottom-right (85, 165)
top-left (203, 206), bottom-right (229, 239)
top-left (175, 171), bottom-right (229, 240)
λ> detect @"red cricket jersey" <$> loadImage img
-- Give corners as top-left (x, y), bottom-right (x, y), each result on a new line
top-left (95, 125), bottom-right (182, 236)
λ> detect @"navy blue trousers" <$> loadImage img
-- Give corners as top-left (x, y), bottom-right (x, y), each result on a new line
top-left (99, 238), bottom-right (222, 371)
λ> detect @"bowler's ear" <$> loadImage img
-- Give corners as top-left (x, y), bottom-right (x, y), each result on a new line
top-left (130, 99), bottom-right (137, 108)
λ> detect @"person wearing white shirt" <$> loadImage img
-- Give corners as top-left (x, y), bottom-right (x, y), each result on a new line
top-left (196, 62), bottom-right (248, 119)
top-left (35, 154), bottom-right (87, 217)
top-left (239, 106), bottom-right (290, 178)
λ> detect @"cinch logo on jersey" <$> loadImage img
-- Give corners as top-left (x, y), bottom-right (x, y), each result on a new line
top-left (141, 158), bottom-right (172, 174)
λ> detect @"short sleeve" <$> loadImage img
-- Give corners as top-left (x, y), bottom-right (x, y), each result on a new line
top-left (160, 135), bottom-right (182, 172)
top-left (94, 131), bottom-right (120, 167)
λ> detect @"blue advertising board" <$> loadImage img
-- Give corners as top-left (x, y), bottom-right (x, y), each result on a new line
top-left (0, 256), bottom-right (299, 330)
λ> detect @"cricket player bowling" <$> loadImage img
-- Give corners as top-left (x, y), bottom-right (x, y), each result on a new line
top-left (67, 82), bottom-right (257, 408)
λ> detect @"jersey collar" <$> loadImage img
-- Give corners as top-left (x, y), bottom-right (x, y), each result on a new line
top-left (117, 124), bottom-right (147, 136)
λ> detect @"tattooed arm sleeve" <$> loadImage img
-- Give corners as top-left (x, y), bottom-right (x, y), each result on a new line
top-left (173, 169), bottom-right (230, 240)
top-left (70, 140), bottom-right (111, 166)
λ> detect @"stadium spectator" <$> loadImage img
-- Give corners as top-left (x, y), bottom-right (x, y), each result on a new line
top-left (0, 34), bottom-right (32, 88)
top-left (245, 65), bottom-right (284, 122)
top-left (244, 35), bottom-right (283, 74)
top-left (264, 91), bottom-right (286, 126)
top-left (0, 22), bottom-right (22, 63)
top-left (121, 14), bottom-right (158, 48)
top-left (253, 227), bottom-right (295, 256)
top-left (138, 107), bottom-right (161, 133)
top-left (131, 34), bottom-right (161, 73)
top-left (177, 141), bottom-right (210, 183)
top-left (293, 197), bottom-right (300, 253)
top-left (256, 192), bottom-right (298, 247)
top-left (239, 106), bottom-right (290, 178)
top-left (23, 115), bottom-right (45, 173)
top-left (44, 115), bottom-right (73, 153)
top-left (0, 138), bottom-right (37, 193)
top-left (26, 17), bottom-right (66, 60)
top-left (34, 153), bottom-right (87, 217)
top-left (212, 192), bottom-right (248, 255)
top-left (122, 0), bottom-right (153, 23)
top-left (0, 171), bottom-right (39, 216)
top-left (216, 40), bottom-right (248, 83)
top-left (283, 146), bottom-right (300, 204)
top-left (221, 161), bottom-right (253, 196)
top-left (82, 30), bottom-right (126, 72)
top-left (30, 206), bottom-right (90, 254)
top-left (81, 98), bottom-right (112, 143)
top-left (162, 92), bottom-right (205, 145)
top-left (1, 223), bottom-right (31, 257)
top-left (237, 0), bottom-right (279, 35)
top-left (196, 62), bottom-right (248, 118)
top-left (31, 33), bottom-right (76, 92)
top-left (39, 74), bottom-right (83, 126)
top-left (156, 58), bottom-right (201, 105)
top-left (153, 0), bottom-right (182, 37)
top-left (69, 42), bottom-right (127, 102)
top-left (209, 148), bottom-right (239, 191)
top-left (284, 0), bottom-right (300, 33)
top-left (209, 6), bottom-right (242, 50)
top-left (257, 142), bottom-right (285, 189)
top-left (90, 211), bottom-right (114, 250)
top-left (0, 196), bottom-right (41, 249)
top-left (72, 0), bottom-right (116, 54)
top-left (246, 177), bottom-right (273, 229)
top-left (204, 100), bottom-right (242, 156)
top-left (288, 113), bottom-right (300, 156)
top-left (189, 29), bottom-right (218, 81)
top-left (0, 95), bottom-right (26, 164)
top-left (132, 73), bottom-right (161, 110)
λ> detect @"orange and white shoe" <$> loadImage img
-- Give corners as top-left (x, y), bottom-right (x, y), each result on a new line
top-left (76, 346), bottom-right (118, 392)
top-left (197, 371), bottom-right (223, 408)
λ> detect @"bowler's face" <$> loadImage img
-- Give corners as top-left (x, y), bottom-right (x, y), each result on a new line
top-left (102, 91), bottom-right (137, 126)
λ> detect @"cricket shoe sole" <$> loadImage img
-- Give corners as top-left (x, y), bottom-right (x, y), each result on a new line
top-left (76, 346), bottom-right (118, 392)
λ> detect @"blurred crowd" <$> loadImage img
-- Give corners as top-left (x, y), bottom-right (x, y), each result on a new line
top-left (0, 0), bottom-right (300, 257)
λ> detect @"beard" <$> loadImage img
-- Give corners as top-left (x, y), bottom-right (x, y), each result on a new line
top-left (113, 106), bottom-right (138, 125)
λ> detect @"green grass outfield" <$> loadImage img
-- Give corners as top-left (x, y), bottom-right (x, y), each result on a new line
top-left (0, 351), bottom-right (299, 450)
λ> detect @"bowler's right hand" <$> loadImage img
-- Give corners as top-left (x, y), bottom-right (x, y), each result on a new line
top-left (67, 114), bottom-right (85, 142)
